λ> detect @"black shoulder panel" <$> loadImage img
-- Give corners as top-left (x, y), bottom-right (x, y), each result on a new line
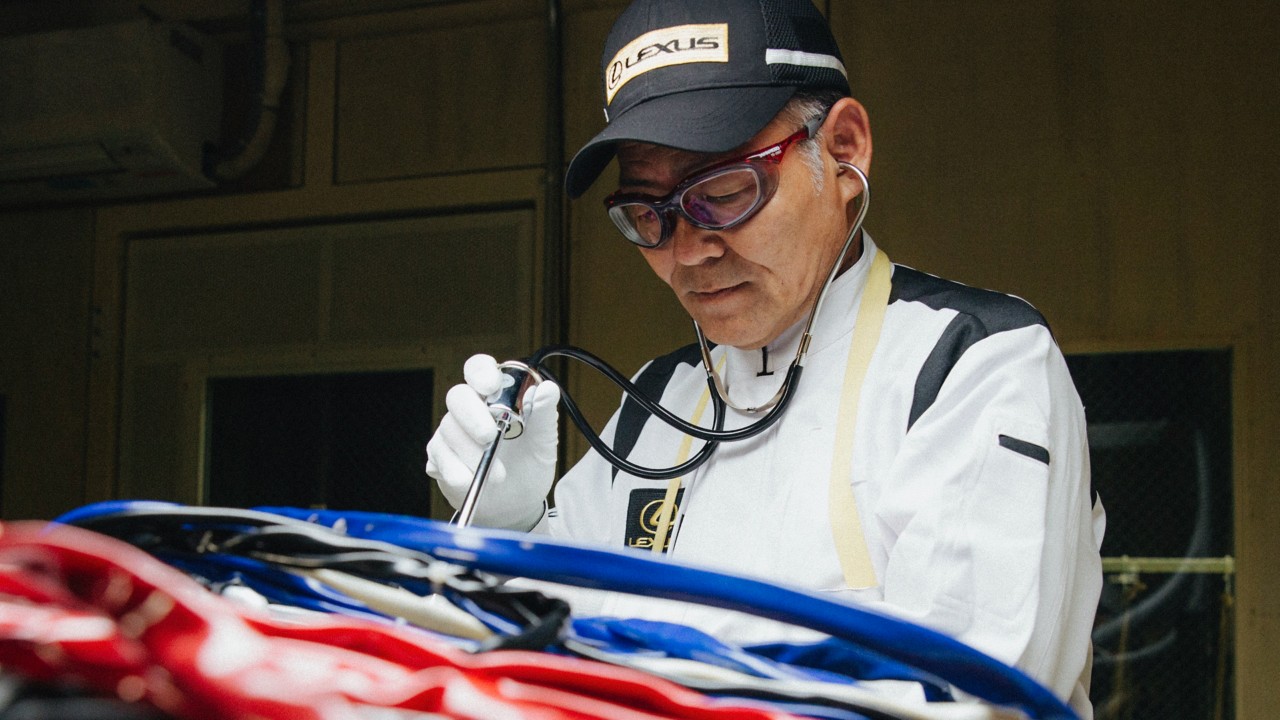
top-left (610, 342), bottom-right (705, 482)
top-left (889, 266), bottom-right (1048, 431)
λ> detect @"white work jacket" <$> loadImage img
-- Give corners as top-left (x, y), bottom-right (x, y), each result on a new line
top-left (536, 237), bottom-right (1104, 717)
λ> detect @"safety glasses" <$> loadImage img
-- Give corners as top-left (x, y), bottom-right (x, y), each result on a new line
top-left (604, 112), bottom-right (826, 248)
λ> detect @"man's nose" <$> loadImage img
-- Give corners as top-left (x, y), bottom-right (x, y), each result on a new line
top-left (668, 215), bottom-right (726, 266)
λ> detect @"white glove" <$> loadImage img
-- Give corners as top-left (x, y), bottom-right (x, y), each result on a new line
top-left (425, 354), bottom-right (559, 531)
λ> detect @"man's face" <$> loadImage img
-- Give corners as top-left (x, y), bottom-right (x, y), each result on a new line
top-left (615, 116), bottom-right (853, 350)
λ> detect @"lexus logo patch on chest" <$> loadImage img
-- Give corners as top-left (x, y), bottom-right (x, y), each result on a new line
top-left (625, 488), bottom-right (684, 552)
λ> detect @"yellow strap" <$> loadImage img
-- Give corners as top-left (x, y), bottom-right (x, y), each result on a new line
top-left (651, 355), bottom-right (723, 553)
top-left (651, 477), bottom-right (682, 554)
top-left (828, 249), bottom-right (892, 589)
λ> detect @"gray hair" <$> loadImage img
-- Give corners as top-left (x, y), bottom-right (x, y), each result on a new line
top-left (777, 91), bottom-right (845, 193)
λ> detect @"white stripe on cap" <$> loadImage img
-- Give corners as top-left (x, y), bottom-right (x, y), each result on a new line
top-left (764, 49), bottom-right (848, 78)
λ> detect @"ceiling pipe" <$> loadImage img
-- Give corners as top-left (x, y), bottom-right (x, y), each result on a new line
top-left (211, 0), bottom-right (290, 181)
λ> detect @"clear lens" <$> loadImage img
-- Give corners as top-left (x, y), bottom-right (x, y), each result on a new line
top-left (603, 164), bottom-right (774, 248)
top-left (681, 167), bottom-right (763, 227)
top-left (608, 203), bottom-right (664, 247)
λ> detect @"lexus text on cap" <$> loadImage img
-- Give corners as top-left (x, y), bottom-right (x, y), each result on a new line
top-left (564, 0), bottom-right (851, 199)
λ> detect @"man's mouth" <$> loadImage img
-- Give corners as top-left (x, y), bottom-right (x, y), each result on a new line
top-left (688, 283), bottom-right (745, 301)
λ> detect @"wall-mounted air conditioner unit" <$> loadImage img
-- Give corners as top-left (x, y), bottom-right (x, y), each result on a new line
top-left (0, 19), bottom-right (223, 206)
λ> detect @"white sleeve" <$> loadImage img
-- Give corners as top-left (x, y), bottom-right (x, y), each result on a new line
top-left (867, 325), bottom-right (1103, 703)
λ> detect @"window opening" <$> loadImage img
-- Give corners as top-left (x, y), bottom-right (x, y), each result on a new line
top-left (1067, 349), bottom-right (1233, 720)
top-left (205, 369), bottom-right (434, 515)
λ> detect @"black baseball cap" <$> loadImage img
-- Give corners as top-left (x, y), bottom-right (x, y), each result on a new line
top-left (564, 0), bottom-right (851, 198)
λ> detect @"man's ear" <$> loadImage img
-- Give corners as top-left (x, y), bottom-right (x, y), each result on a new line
top-left (823, 97), bottom-right (873, 182)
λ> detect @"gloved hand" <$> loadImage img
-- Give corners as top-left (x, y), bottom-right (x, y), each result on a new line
top-left (425, 354), bottom-right (559, 531)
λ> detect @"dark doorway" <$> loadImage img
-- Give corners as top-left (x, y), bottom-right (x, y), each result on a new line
top-left (205, 369), bottom-right (434, 516)
top-left (1067, 349), bottom-right (1233, 720)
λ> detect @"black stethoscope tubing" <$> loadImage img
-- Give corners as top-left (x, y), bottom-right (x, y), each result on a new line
top-left (528, 345), bottom-right (805, 480)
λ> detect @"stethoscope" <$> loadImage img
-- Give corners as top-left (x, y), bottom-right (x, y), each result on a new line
top-left (456, 163), bottom-right (869, 526)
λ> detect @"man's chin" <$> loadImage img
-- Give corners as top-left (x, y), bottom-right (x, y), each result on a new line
top-left (681, 295), bottom-right (775, 349)
top-left (692, 321), bottom-right (769, 351)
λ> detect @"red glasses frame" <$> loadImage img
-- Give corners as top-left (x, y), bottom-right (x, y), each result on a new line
top-left (604, 112), bottom-right (826, 248)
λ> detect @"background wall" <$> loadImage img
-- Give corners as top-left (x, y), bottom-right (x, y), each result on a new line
top-left (0, 209), bottom-right (94, 519)
top-left (0, 0), bottom-right (1274, 714)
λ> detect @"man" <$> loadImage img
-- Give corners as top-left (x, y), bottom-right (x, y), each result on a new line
top-left (426, 0), bottom-right (1104, 715)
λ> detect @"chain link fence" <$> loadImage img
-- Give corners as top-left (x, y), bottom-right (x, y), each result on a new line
top-left (1066, 350), bottom-right (1234, 720)
top-left (206, 369), bottom-right (435, 516)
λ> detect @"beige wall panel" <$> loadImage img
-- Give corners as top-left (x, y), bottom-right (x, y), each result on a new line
top-left (1088, 3), bottom-right (1272, 341)
top-left (1238, 331), bottom-right (1280, 711)
top-left (1236, 241), bottom-right (1280, 712)
top-left (561, 1), bottom-right (626, 166)
top-left (562, 3), bottom-right (692, 459)
top-left (0, 209), bottom-right (94, 519)
top-left (127, 237), bottom-right (324, 353)
top-left (335, 17), bottom-right (547, 184)
top-left (121, 359), bottom-right (190, 502)
top-left (1154, 23), bottom-right (1259, 340)
top-left (1091, 15), bottom-right (1192, 338)
top-left (118, 212), bottom-right (536, 503)
top-left (829, 1), bottom-right (1107, 337)
top-left (328, 226), bottom-right (531, 343)
top-left (1239, 608), bottom-right (1280, 717)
